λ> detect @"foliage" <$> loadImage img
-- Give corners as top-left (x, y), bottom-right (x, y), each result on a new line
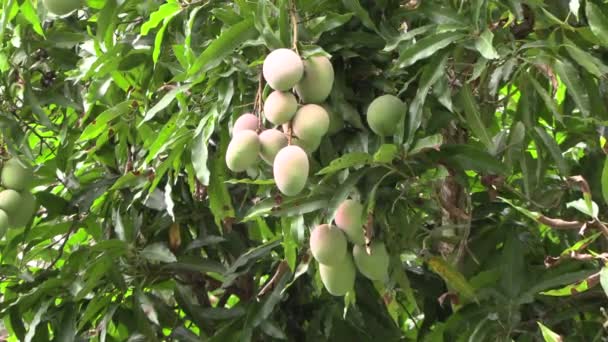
top-left (1, 0), bottom-right (608, 340)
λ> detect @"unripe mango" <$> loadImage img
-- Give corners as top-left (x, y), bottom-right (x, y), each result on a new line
top-left (295, 56), bottom-right (334, 103)
top-left (263, 49), bottom-right (304, 91)
top-left (225, 131), bottom-right (261, 172)
top-left (0, 209), bottom-right (8, 238)
top-left (259, 129), bottom-right (288, 165)
top-left (335, 200), bottom-right (365, 245)
top-left (264, 91), bottom-right (298, 125)
top-left (0, 189), bottom-right (22, 217)
top-left (273, 145), bottom-right (309, 196)
top-left (43, 0), bottom-right (82, 15)
top-left (310, 224), bottom-right (347, 265)
top-left (233, 113), bottom-right (258, 134)
top-left (366, 95), bottom-right (406, 137)
top-left (9, 192), bottom-right (36, 228)
top-left (292, 104), bottom-right (329, 143)
top-left (353, 242), bottom-right (390, 281)
top-left (2, 158), bottom-right (33, 191)
top-left (319, 255), bottom-right (356, 296)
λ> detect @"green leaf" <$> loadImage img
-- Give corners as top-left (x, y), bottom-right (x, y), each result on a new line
top-left (141, 85), bottom-right (191, 124)
top-left (458, 84), bottom-right (494, 151)
top-left (564, 40), bottom-right (608, 78)
top-left (537, 322), bottom-right (563, 342)
top-left (208, 128), bottom-right (235, 228)
top-left (140, 0), bottom-right (181, 35)
top-left (566, 198), bottom-right (599, 218)
top-left (373, 144), bottom-right (398, 164)
top-left (24, 301), bottom-right (51, 342)
top-left (141, 243), bottom-right (177, 263)
top-left (586, 2), bottom-right (608, 46)
top-left (78, 101), bottom-right (131, 142)
top-left (601, 156), bottom-right (608, 206)
top-left (534, 127), bottom-right (569, 175)
top-left (527, 75), bottom-right (563, 123)
top-left (341, 0), bottom-right (377, 32)
top-left (316, 152), bottom-right (372, 175)
top-left (408, 52), bottom-right (448, 141)
top-left (474, 29), bottom-right (499, 59)
top-left (427, 256), bottom-right (478, 303)
top-left (442, 144), bottom-right (507, 175)
top-left (409, 134), bottom-right (443, 155)
top-left (20, 0), bottom-right (44, 37)
top-left (189, 19), bottom-right (257, 77)
top-left (396, 31), bottom-right (464, 68)
top-left (192, 115), bottom-right (216, 186)
top-left (600, 266), bottom-right (608, 299)
top-left (540, 277), bottom-right (594, 296)
top-left (501, 234), bottom-right (525, 298)
top-left (153, 10), bottom-right (182, 64)
top-left (553, 59), bottom-right (591, 117)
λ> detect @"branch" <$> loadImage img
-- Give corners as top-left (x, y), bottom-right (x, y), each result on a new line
top-left (46, 216), bottom-right (81, 270)
top-left (537, 216), bottom-right (586, 230)
top-left (257, 260), bottom-right (289, 298)
top-left (289, 0), bottom-right (299, 53)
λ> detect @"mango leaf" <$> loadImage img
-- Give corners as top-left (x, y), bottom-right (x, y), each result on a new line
top-left (20, 0), bottom-right (44, 37)
top-left (189, 19), bottom-right (257, 77)
top-left (586, 2), bottom-right (608, 46)
top-left (141, 0), bottom-right (181, 35)
top-left (427, 256), bottom-right (478, 303)
top-left (141, 243), bottom-right (177, 263)
top-left (553, 59), bottom-right (591, 117)
top-left (409, 134), bottom-right (443, 155)
top-left (341, 0), bottom-right (377, 32)
top-left (534, 127), bottom-right (569, 175)
top-left (566, 198), bottom-right (598, 218)
top-left (537, 322), bottom-right (563, 342)
top-left (373, 144), bottom-right (398, 164)
top-left (459, 84), bottom-right (494, 151)
top-left (527, 75), bottom-right (563, 123)
top-left (192, 115), bottom-right (216, 186)
top-left (600, 266), bottom-right (608, 299)
top-left (141, 85), bottom-right (191, 124)
top-left (316, 152), bottom-right (372, 175)
top-left (474, 29), bottom-right (499, 59)
top-left (396, 31), bottom-right (464, 68)
top-left (602, 156), bottom-right (608, 206)
top-left (78, 101), bottom-right (131, 142)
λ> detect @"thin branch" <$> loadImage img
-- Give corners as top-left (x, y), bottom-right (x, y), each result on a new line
top-left (257, 260), bottom-right (290, 298)
top-left (289, 0), bottom-right (299, 54)
top-left (537, 216), bottom-right (586, 230)
top-left (254, 72), bottom-right (265, 132)
top-left (46, 217), bottom-right (81, 270)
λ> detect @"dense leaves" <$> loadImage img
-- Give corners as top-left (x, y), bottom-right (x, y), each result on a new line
top-left (1, 0), bottom-right (608, 341)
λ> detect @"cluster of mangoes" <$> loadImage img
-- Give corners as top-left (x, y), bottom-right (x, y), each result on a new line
top-left (0, 159), bottom-right (38, 237)
top-left (43, 0), bottom-right (82, 16)
top-left (225, 48), bottom-right (335, 196)
top-left (310, 199), bottom-right (389, 296)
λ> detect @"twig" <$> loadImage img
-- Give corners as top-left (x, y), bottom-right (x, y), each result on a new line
top-left (289, 0), bottom-right (299, 54)
top-left (537, 216), bottom-right (585, 230)
top-left (545, 252), bottom-right (608, 268)
top-left (568, 175), bottom-right (591, 197)
top-left (254, 72), bottom-right (265, 132)
top-left (257, 260), bottom-right (289, 298)
top-left (46, 217), bottom-right (80, 270)
top-left (286, 121), bottom-right (293, 145)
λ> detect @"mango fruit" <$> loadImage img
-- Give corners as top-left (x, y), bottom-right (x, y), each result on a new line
top-left (264, 91), bottom-right (298, 125)
top-left (0, 209), bottom-right (8, 238)
top-left (335, 200), bottom-right (365, 245)
top-left (9, 192), bottom-right (36, 228)
top-left (1, 158), bottom-right (33, 191)
top-left (292, 134), bottom-right (322, 154)
top-left (295, 56), bottom-right (334, 103)
top-left (291, 104), bottom-right (329, 143)
top-left (366, 94), bottom-right (406, 137)
top-left (233, 113), bottom-right (258, 134)
top-left (263, 48), bottom-right (304, 91)
top-left (0, 189), bottom-right (22, 217)
top-left (273, 145), bottom-right (309, 196)
top-left (259, 129), bottom-right (288, 165)
top-left (319, 255), bottom-right (356, 296)
top-left (225, 131), bottom-right (260, 172)
top-left (310, 224), bottom-right (347, 265)
top-left (353, 242), bottom-right (390, 281)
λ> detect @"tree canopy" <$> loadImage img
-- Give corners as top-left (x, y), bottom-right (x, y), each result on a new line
top-left (1, 0), bottom-right (608, 341)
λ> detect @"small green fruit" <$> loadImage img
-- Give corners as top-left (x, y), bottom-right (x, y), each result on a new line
top-left (295, 56), bottom-right (334, 103)
top-left (263, 49), bottom-right (304, 91)
top-left (264, 91), bottom-right (298, 125)
top-left (0, 189), bottom-right (22, 217)
top-left (366, 95), bottom-right (406, 137)
top-left (335, 200), bottom-right (365, 245)
top-left (0, 209), bottom-right (8, 238)
top-left (353, 242), bottom-right (390, 281)
top-left (273, 145), bottom-right (309, 196)
top-left (310, 224), bottom-right (347, 265)
top-left (259, 129), bottom-right (288, 165)
top-left (319, 255), bottom-right (356, 296)
top-left (225, 131), bottom-right (261, 172)
top-left (43, 0), bottom-right (82, 15)
top-left (291, 104), bottom-right (329, 143)
top-left (9, 192), bottom-right (36, 228)
top-left (1, 158), bottom-right (33, 191)
top-left (233, 113), bottom-right (258, 134)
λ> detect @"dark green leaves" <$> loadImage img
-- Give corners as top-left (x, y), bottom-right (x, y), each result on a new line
top-left (396, 31), bottom-right (464, 68)
top-left (458, 84), bottom-right (494, 151)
